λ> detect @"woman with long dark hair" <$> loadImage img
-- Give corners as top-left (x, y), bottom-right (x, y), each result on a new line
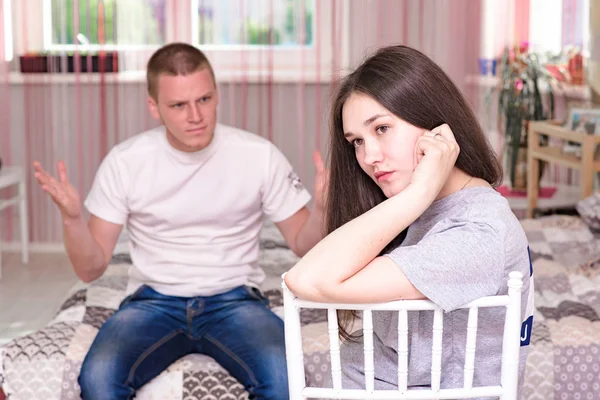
top-left (285, 45), bottom-right (533, 393)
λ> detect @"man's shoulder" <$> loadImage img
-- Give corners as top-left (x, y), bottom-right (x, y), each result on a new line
top-left (109, 126), bottom-right (166, 161)
top-left (217, 124), bottom-right (274, 152)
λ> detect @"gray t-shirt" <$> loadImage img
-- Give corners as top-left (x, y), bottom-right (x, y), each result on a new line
top-left (340, 186), bottom-right (534, 397)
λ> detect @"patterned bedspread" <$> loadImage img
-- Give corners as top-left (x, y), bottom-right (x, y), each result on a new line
top-left (1, 215), bottom-right (599, 399)
top-left (521, 216), bottom-right (600, 399)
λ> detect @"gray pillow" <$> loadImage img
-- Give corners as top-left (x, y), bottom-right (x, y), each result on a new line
top-left (576, 192), bottom-right (600, 231)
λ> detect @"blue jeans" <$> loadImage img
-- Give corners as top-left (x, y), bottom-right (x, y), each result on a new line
top-left (78, 285), bottom-right (289, 400)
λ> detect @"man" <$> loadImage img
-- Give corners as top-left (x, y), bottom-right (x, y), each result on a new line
top-left (33, 42), bottom-right (326, 400)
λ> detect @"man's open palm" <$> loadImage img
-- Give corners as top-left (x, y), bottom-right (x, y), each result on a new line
top-left (33, 160), bottom-right (82, 220)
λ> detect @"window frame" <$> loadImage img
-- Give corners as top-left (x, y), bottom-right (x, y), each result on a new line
top-left (41, 0), bottom-right (179, 52)
top-left (6, 0), bottom-right (348, 83)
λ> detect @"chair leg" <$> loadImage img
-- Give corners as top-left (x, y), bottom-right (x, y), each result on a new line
top-left (18, 181), bottom-right (29, 264)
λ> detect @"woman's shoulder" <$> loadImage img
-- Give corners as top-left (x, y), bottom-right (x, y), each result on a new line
top-left (459, 186), bottom-right (526, 242)
top-left (427, 185), bottom-right (523, 236)
top-left (462, 186), bottom-right (516, 217)
top-left (427, 185), bottom-right (509, 222)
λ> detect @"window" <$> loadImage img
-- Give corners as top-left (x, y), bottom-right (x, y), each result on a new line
top-left (192, 0), bottom-right (314, 47)
top-left (481, 0), bottom-right (590, 60)
top-left (44, 0), bottom-right (167, 51)
top-left (528, 0), bottom-right (589, 55)
top-left (190, 0), bottom-right (341, 82)
top-left (8, 0), bottom-right (343, 80)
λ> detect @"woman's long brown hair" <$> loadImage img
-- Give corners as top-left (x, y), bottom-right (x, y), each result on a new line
top-left (326, 45), bottom-right (503, 341)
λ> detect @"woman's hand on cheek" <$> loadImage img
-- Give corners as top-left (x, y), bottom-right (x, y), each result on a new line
top-left (409, 123), bottom-right (460, 199)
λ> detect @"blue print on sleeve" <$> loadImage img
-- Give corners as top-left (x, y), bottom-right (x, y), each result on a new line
top-left (520, 315), bottom-right (533, 346)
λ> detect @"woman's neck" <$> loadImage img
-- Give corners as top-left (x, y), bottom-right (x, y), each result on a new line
top-left (435, 168), bottom-right (489, 200)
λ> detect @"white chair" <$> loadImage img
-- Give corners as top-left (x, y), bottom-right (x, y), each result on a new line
top-left (0, 166), bottom-right (29, 279)
top-left (282, 272), bottom-right (523, 400)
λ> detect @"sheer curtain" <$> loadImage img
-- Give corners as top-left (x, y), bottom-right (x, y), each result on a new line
top-left (484, 0), bottom-right (589, 188)
top-left (0, 0), bottom-right (483, 245)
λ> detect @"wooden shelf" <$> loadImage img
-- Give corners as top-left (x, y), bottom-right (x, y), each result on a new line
top-left (529, 146), bottom-right (600, 171)
top-left (529, 121), bottom-right (600, 144)
top-left (526, 121), bottom-right (599, 218)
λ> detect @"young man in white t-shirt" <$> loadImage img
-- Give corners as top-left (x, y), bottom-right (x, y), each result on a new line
top-left (33, 42), bottom-right (326, 400)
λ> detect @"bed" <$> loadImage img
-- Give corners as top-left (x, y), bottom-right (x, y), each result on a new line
top-left (1, 215), bottom-right (599, 399)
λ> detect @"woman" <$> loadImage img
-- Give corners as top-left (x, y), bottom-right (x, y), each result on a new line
top-left (284, 45), bottom-right (533, 393)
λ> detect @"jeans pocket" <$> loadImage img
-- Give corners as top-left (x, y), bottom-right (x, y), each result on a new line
top-left (243, 285), bottom-right (270, 306)
top-left (118, 284), bottom-right (148, 309)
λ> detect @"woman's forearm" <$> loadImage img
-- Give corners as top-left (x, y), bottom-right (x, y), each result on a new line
top-left (286, 184), bottom-right (433, 286)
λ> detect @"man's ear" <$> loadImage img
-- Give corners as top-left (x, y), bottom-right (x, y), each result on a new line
top-left (147, 96), bottom-right (160, 120)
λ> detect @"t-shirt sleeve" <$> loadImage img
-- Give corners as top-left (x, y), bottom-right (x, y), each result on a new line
top-left (385, 218), bottom-right (505, 312)
top-left (84, 149), bottom-right (129, 225)
top-left (261, 143), bottom-right (311, 222)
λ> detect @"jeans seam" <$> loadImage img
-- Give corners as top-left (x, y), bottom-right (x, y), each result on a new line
top-left (204, 334), bottom-right (259, 386)
top-left (124, 329), bottom-right (185, 388)
top-left (187, 300), bottom-right (193, 333)
top-left (186, 300), bottom-right (204, 335)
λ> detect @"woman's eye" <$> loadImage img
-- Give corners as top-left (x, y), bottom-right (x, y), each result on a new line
top-left (376, 125), bottom-right (389, 134)
top-left (352, 138), bottom-right (363, 148)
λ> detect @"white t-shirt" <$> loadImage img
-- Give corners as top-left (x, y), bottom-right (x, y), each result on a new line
top-left (84, 124), bottom-right (311, 297)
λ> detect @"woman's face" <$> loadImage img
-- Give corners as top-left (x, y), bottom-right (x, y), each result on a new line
top-left (341, 92), bottom-right (427, 198)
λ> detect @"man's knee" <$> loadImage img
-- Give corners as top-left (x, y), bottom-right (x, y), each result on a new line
top-left (78, 351), bottom-right (132, 400)
top-left (254, 378), bottom-right (290, 400)
top-left (79, 354), bottom-right (109, 398)
top-left (252, 373), bottom-right (290, 400)
top-left (250, 345), bottom-right (290, 400)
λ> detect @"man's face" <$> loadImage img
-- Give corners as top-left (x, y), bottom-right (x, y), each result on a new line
top-left (148, 68), bottom-right (219, 152)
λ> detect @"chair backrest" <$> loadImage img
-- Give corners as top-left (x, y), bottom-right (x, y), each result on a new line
top-left (281, 271), bottom-right (523, 400)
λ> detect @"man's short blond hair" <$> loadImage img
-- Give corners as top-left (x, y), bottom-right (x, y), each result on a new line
top-left (146, 42), bottom-right (215, 100)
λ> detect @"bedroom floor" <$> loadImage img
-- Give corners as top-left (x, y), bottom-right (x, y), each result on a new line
top-left (0, 251), bottom-right (79, 346)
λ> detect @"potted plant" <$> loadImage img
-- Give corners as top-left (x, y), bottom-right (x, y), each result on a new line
top-left (496, 47), bottom-right (560, 190)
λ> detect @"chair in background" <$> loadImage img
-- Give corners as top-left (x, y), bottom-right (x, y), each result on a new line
top-left (0, 166), bottom-right (29, 280)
